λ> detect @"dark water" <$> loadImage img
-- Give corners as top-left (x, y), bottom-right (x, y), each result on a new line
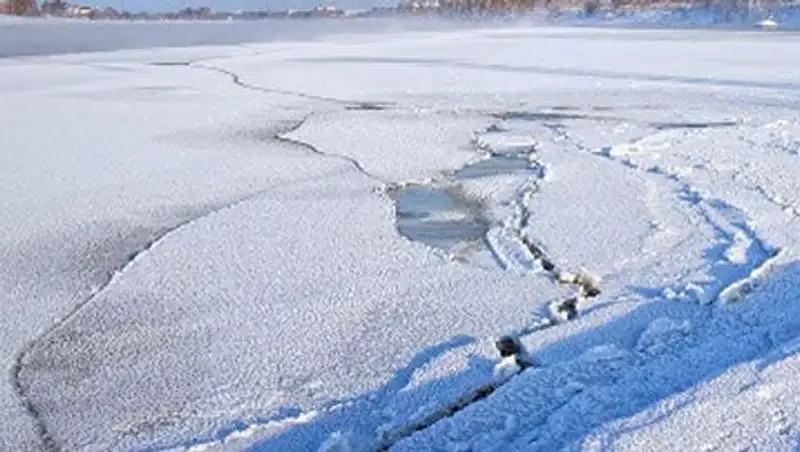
top-left (0, 16), bottom-right (487, 58)
top-left (389, 149), bottom-right (536, 252)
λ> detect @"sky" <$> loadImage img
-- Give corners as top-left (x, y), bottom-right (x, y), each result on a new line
top-left (80, 0), bottom-right (396, 12)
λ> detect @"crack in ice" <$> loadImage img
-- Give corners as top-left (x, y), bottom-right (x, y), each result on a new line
top-left (549, 122), bottom-right (781, 306)
top-left (9, 117), bottom-right (383, 452)
top-left (190, 62), bottom-right (392, 108)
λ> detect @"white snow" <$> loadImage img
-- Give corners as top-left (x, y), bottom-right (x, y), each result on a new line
top-left (492, 356), bottom-right (522, 384)
top-left (2, 16), bottom-right (800, 452)
top-left (635, 317), bottom-right (693, 354)
top-left (317, 431), bottom-right (353, 452)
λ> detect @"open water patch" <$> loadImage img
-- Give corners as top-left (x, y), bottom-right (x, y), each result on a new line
top-left (651, 120), bottom-right (739, 130)
top-left (389, 184), bottom-right (490, 252)
top-left (148, 61), bottom-right (191, 67)
top-left (388, 146), bottom-right (540, 254)
top-left (492, 110), bottom-right (589, 122)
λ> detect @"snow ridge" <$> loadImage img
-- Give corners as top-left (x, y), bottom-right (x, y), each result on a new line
top-left (729, 158), bottom-right (800, 220)
top-left (547, 122), bottom-right (780, 305)
top-left (471, 125), bottom-right (601, 296)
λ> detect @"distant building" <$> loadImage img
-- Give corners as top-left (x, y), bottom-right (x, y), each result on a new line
top-left (41, 0), bottom-right (67, 15)
top-left (401, 0), bottom-right (442, 10)
top-left (40, 1), bottom-right (98, 18)
top-left (312, 4), bottom-right (346, 15)
top-left (66, 4), bottom-right (94, 17)
top-left (0, 0), bottom-right (39, 15)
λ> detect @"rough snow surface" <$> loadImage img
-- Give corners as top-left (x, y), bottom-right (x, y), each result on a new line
top-left (2, 20), bottom-right (800, 452)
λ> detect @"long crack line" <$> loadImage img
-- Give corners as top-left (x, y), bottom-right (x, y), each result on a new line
top-left (10, 179), bottom-right (303, 452)
top-left (190, 62), bottom-right (381, 107)
top-left (9, 118), bottom-right (376, 452)
top-left (276, 114), bottom-right (387, 185)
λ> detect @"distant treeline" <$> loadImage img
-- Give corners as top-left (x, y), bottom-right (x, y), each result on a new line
top-left (421, 0), bottom-right (795, 11)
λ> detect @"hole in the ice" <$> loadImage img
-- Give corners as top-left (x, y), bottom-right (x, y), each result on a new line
top-left (492, 110), bottom-right (588, 121)
top-left (651, 120), bottom-right (739, 130)
top-left (149, 61), bottom-right (192, 67)
top-left (452, 153), bottom-right (532, 179)
top-left (389, 151), bottom-right (537, 253)
top-left (389, 184), bottom-right (491, 251)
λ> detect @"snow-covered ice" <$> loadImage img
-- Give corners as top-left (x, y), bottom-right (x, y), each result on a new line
top-left (2, 17), bottom-right (800, 452)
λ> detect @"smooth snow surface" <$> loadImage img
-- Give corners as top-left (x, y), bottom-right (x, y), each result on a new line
top-left (2, 21), bottom-right (800, 452)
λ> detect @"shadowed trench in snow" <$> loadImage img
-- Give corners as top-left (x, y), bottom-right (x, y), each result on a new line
top-left (383, 260), bottom-right (800, 451)
top-left (224, 261), bottom-right (800, 452)
top-left (145, 335), bottom-right (490, 451)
